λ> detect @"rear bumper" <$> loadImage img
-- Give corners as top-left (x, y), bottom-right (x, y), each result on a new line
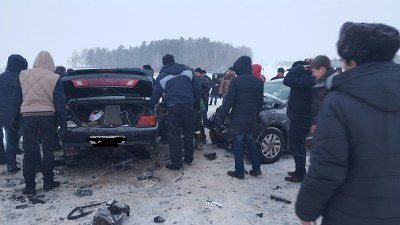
top-left (61, 126), bottom-right (158, 148)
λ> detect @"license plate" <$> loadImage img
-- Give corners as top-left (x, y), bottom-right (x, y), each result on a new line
top-left (88, 136), bottom-right (126, 145)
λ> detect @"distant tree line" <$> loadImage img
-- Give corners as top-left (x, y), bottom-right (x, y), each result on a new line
top-left (68, 37), bottom-right (253, 72)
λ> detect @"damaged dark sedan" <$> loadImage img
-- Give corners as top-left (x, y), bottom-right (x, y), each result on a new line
top-left (60, 68), bottom-right (158, 157)
top-left (209, 79), bottom-right (290, 164)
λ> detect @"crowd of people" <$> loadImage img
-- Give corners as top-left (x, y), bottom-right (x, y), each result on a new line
top-left (1, 21), bottom-right (400, 225)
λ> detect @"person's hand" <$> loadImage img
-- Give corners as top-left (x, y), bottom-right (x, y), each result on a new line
top-left (310, 125), bottom-right (316, 135)
top-left (300, 220), bottom-right (316, 225)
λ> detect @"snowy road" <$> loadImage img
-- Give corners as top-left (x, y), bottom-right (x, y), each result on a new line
top-left (0, 102), bottom-right (306, 225)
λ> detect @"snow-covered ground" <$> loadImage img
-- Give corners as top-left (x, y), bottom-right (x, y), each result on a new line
top-left (0, 101), bottom-right (306, 225)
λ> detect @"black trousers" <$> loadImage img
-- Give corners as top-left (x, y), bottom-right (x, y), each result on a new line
top-left (167, 104), bottom-right (194, 166)
top-left (288, 115), bottom-right (311, 178)
top-left (23, 115), bottom-right (57, 188)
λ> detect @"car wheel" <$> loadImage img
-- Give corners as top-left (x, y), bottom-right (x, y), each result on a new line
top-left (257, 127), bottom-right (285, 164)
top-left (209, 128), bottom-right (224, 144)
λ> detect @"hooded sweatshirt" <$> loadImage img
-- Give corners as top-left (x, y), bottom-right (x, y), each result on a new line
top-left (0, 55), bottom-right (28, 125)
top-left (296, 62), bottom-right (400, 225)
top-left (15, 51), bottom-right (67, 127)
top-left (252, 64), bottom-right (266, 82)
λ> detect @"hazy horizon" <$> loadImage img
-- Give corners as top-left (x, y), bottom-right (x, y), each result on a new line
top-left (1, 0), bottom-right (399, 70)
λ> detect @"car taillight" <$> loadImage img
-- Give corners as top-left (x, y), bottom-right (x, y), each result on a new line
top-left (72, 78), bottom-right (138, 88)
top-left (136, 115), bottom-right (157, 127)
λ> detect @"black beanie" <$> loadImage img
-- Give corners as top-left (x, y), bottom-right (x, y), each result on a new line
top-left (337, 22), bottom-right (400, 64)
top-left (162, 54), bottom-right (175, 65)
top-left (233, 56), bottom-right (252, 76)
top-left (194, 67), bottom-right (202, 73)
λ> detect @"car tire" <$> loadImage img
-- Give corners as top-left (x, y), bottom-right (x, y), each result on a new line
top-left (209, 128), bottom-right (224, 144)
top-left (257, 127), bottom-right (285, 164)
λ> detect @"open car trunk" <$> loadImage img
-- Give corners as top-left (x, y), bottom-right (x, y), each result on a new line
top-left (63, 68), bottom-right (156, 128)
top-left (67, 98), bottom-right (154, 128)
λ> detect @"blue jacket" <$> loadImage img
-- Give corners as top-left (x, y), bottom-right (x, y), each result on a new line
top-left (150, 63), bottom-right (201, 107)
top-left (0, 55), bottom-right (28, 125)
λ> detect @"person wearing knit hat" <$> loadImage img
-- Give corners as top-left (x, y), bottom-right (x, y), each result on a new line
top-left (296, 22), bottom-right (400, 225)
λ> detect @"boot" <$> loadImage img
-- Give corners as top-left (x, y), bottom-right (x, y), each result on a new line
top-left (43, 180), bottom-right (61, 191)
top-left (285, 175), bottom-right (303, 183)
top-left (22, 186), bottom-right (36, 196)
top-left (249, 169), bottom-right (262, 177)
top-left (227, 171), bottom-right (244, 180)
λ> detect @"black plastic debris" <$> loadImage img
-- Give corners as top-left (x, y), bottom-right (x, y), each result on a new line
top-left (15, 204), bottom-right (28, 209)
top-left (29, 195), bottom-right (46, 205)
top-left (75, 188), bottom-right (93, 197)
top-left (138, 170), bottom-right (160, 182)
top-left (174, 172), bottom-right (184, 183)
top-left (273, 186), bottom-right (281, 190)
top-left (154, 216), bottom-right (166, 223)
top-left (256, 213), bottom-right (264, 218)
top-left (67, 202), bottom-right (106, 220)
top-left (270, 195), bottom-right (292, 204)
top-left (92, 200), bottom-right (130, 225)
top-left (203, 152), bottom-right (217, 161)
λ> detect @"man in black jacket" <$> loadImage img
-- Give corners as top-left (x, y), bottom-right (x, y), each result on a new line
top-left (283, 60), bottom-right (315, 182)
top-left (296, 22), bottom-right (400, 225)
top-left (309, 55), bottom-right (337, 134)
top-left (216, 56), bottom-right (263, 179)
top-left (150, 54), bottom-right (201, 170)
top-left (0, 54), bottom-right (28, 173)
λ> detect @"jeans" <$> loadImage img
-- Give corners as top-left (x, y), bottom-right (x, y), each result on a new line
top-left (288, 115), bottom-right (312, 178)
top-left (209, 94), bottom-right (218, 105)
top-left (167, 104), bottom-right (195, 166)
top-left (233, 134), bottom-right (261, 175)
top-left (23, 115), bottom-right (57, 188)
top-left (4, 125), bottom-right (19, 171)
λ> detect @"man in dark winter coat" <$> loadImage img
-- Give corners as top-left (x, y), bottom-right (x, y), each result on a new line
top-left (209, 73), bottom-right (221, 105)
top-left (150, 54), bottom-right (201, 170)
top-left (271, 68), bottom-right (285, 80)
top-left (195, 68), bottom-right (211, 143)
top-left (0, 54), bottom-right (28, 173)
top-left (55, 66), bottom-right (66, 78)
top-left (215, 56), bottom-right (263, 179)
top-left (283, 60), bottom-right (315, 182)
top-left (296, 22), bottom-right (400, 225)
top-left (309, 55), bottom-right (337, 134)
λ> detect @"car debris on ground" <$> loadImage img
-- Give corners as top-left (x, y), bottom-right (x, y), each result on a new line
top-left (270, 195), bottom-right (292, 204)
top-left (174, 172), bottom-right (184, 183)
top-left (154, 216), bottom-right (166, 223)
top-left (202, 200), bottom-right (223, 208)
top-left (93, 200), bottom-right (130, 225)
top-left (75, 188), bottom-right (93, 197)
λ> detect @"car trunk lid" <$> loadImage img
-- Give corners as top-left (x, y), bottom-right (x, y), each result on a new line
top-left (63, 69), bottom-right (153, 99)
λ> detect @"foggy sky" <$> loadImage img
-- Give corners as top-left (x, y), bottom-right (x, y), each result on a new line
top-left (1, 0), bottom-right (399, 69)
